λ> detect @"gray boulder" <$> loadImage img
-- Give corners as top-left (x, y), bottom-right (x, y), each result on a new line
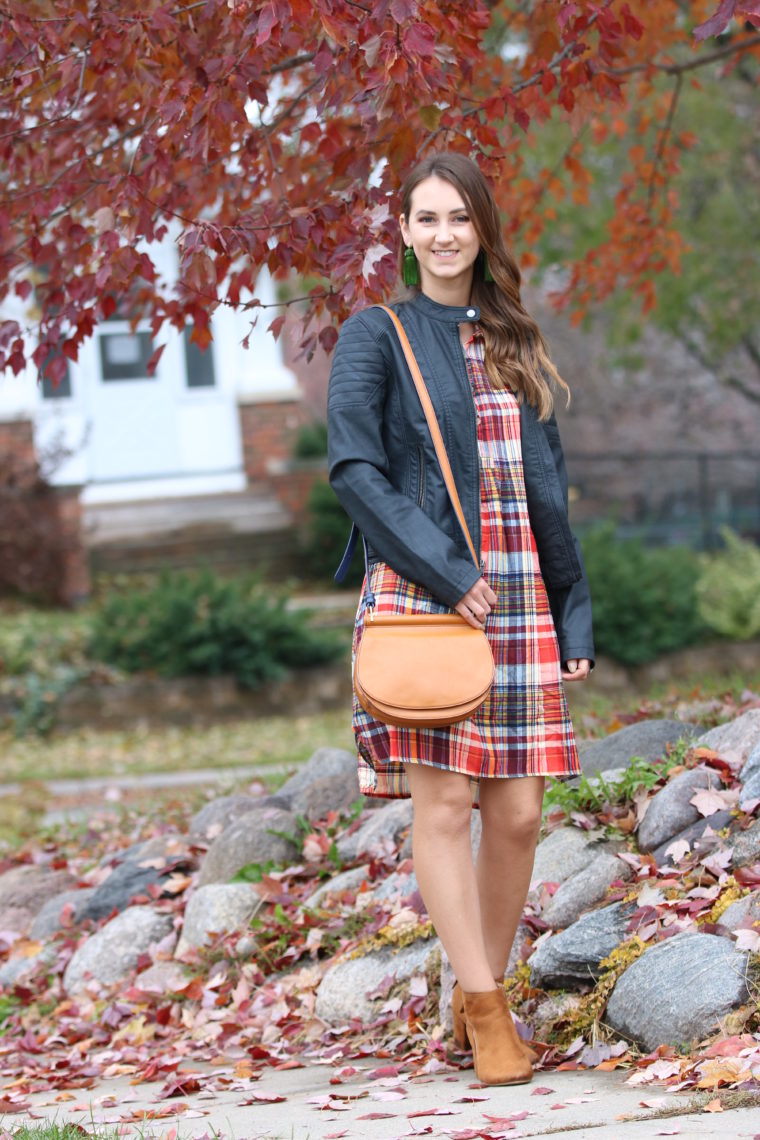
top-left (729, 818), bottom-right (760, 870)
top-left (197, 807), bottom-right (300, 887)
top-left (372, 867), bottom-right (419, 903)
top-left (541, 848), bottom-right (631, 930)
top-left (605, 932), bottom-right (750, 1052)
top-left (637, 767), bottom-right (719, 853)
top-left (276, 748), bottom-right (358, 803)
top-left (315, 937), bottom-right (440, 1024)
top-left (0, 946), bottom-right (56, 988)
top-left (717, 889), bottom-right (760, 932)
top-left (82, 833), bottom-right (196, 922)
top-left (30, 889), bottom-right (97, 940)
top-left (336, 799), bottom-right (414, 861)
top-left (176, 884), bottom-right (260, 958)
top-left (0, 866), bottom-right (75, 935)
top-left (63, 906), bottom-right (174, 995)
top-left (739, 770), bottom-right (760, 811)
top-left (135, 960), bottom-right (190, 993)
top-left (189, 795), bottom-right (263, 842)
top-left (531, 827), bottom-right (607, 887)
top-left (289, 772), bottom-right (361, 823)
top-left (578, 720), bottom-right (702, 778)
top-left (530, 901), bottom-right (636, 989)
top-left (700, 710), bottom-right (760, 770)
top-left (741, 742), bottom-right (760, 784)
top-left (650, 810), bottom-right (734, 867)
top-left (305, 865), bottom-right (371, 909)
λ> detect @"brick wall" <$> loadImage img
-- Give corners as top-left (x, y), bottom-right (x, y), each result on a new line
top-left (0, 418), bottom-right (36, 467)
top-left (238, 397), bottom-right (326, 525)
top-left (238, 397), bottom-right (310, 482)
top-left (0, 417), bottom-right (91, 604)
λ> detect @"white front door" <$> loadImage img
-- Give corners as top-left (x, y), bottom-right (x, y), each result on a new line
top-left (88, 323), bottom-right (181, 483)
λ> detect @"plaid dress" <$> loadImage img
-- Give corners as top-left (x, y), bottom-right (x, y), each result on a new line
top-left (351, 330), bottom-right (581, 802)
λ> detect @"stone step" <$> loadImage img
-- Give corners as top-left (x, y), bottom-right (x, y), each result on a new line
top-left (85, 485), bottom-right (288, 545)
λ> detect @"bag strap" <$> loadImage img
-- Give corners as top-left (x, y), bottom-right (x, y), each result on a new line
top-left (377, 305), bottom-right (479, 569)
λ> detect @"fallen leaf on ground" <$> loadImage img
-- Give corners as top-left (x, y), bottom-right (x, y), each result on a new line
top-left (0, 1099), bottom-right (31, 1114)
top-left (407, 1106), bottom-right (461, 1116)
top-left (690, 787), bottom-right (737, 817)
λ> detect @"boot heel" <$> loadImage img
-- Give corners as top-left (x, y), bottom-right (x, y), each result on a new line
top-left (451, 982), bottom-right (470, 1050)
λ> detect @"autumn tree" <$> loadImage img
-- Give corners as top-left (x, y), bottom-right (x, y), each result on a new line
top-left (525, 54), bottom-right (760, 404)
top-left (1, 0), bottom-right (759, 383)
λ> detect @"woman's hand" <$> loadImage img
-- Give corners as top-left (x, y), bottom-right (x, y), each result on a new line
top-left (562, 658), bottom-right (593, 682)
top-left (455, 577), bottom-right (497, 630)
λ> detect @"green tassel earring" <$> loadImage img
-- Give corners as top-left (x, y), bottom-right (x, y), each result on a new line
top-left (403, 246), bottom-right (420, 287)
top-left (483, 253), bottom-right (494, 283)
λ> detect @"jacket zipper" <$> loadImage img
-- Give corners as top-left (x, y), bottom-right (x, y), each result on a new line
top-left (454, 327), bottom-right (483, 568)
top-left (416, 444), bottom-right (426, 508)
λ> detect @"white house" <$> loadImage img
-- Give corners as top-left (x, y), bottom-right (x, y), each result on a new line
top-left (0, 243), bottom-right (301, 504)
top-left (0, 249), bottom-right (322, 595)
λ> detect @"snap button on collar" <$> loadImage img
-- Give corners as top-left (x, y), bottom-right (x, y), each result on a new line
top-left (466, 308), bottom-right (476, 318)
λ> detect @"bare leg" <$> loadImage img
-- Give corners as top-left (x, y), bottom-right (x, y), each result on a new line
top-left (405, 763), bottom-right (496, 993)
top-left (476, 776), bottom-right (544, 979)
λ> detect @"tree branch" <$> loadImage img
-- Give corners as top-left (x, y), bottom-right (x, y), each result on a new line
top-left (606, 31), bottom-right (760, 77)
top-left (268, 52), bottom-right (318, 75)
top-left (462, 6), bottom-right (604, 115)
top-left (678, 328), bottom-right (760, 407)
top-left (0, 51), bottom-right (88, 142)
top-left (723, 372), bottom-right (760, 405)
top-left (0, 125), bottom-right (142, 207)
top-left (647, 71), bottom-right (682, 209)
top-left (263, 75), bottom-right (323, 134)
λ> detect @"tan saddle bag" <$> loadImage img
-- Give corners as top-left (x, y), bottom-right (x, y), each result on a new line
top-left (352, 306), bottom-right (495, 729)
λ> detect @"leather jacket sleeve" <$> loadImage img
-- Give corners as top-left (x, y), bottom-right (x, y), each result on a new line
top-left (327, 312), bottom-right (482, 609)
top-left (542, 416), bottom-right (595, 667)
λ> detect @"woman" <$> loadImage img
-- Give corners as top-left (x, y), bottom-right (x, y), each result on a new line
top-left (327, 152), bottom-right (594, 1086)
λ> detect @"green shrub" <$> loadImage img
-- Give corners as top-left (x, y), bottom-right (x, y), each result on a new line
top-left (293, 421), bottom-right (328, 459)
top-left (301, 480), bottom-right (364, 586)
top-left (580, 525), bottom-right (706, 665)
top-left (696, 528), bottom-right (760, 640)
top-left (88, 571), bottom-right (342, 687)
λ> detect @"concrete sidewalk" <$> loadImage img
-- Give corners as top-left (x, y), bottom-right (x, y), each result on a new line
top-left (18, 1061), bottom-right (760, 1138)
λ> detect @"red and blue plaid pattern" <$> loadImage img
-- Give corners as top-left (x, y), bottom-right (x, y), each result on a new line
top-left (351, 331), bottom-right (581, 802)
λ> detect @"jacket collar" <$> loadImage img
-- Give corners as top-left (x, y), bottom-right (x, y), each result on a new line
top-left (408, 290), bottom-right (481, 324)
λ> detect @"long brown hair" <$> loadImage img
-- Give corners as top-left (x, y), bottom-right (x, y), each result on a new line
top-left (398, 152), bottom-right (569, 420)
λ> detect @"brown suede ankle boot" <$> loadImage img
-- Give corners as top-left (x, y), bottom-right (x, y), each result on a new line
top-left (452, 980), bottom-right (537, 1063)
top-left (460, 987), bottom-right (533, 1086)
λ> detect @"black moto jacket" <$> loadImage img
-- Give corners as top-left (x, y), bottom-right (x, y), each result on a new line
top-left (327, 291), bottom-right (595, 666)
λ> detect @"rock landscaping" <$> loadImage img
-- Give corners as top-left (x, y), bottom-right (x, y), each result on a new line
top-left (1, 713), bottom-right (760, 1107)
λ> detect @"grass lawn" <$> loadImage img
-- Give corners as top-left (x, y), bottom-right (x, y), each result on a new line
top-left (2, 666), bottom-right (757, 789)
top-left (1, 709), bottom-right (355, 785)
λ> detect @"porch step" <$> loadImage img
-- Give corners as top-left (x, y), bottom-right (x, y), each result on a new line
top-left (85, 484), bottom-right (288, 544)
top-left (85, 487), bottom-right (299, 576)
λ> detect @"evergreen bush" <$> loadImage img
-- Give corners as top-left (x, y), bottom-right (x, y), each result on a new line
top-left (580, 525), bottom-right (706, 665)
top-left (88, 571), bottom-right (342, 686)
top-left (301, 481), bottom-right (363, 586)
top-left (293, 421), bottom-right (328, 459)
top-left (696, 528), bottom-right (760, 640)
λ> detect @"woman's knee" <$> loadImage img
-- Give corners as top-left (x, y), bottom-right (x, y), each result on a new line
top-left (406, 767), bottom-right (473, 839)
top-left (479, 782), bottom-right (543, 846)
